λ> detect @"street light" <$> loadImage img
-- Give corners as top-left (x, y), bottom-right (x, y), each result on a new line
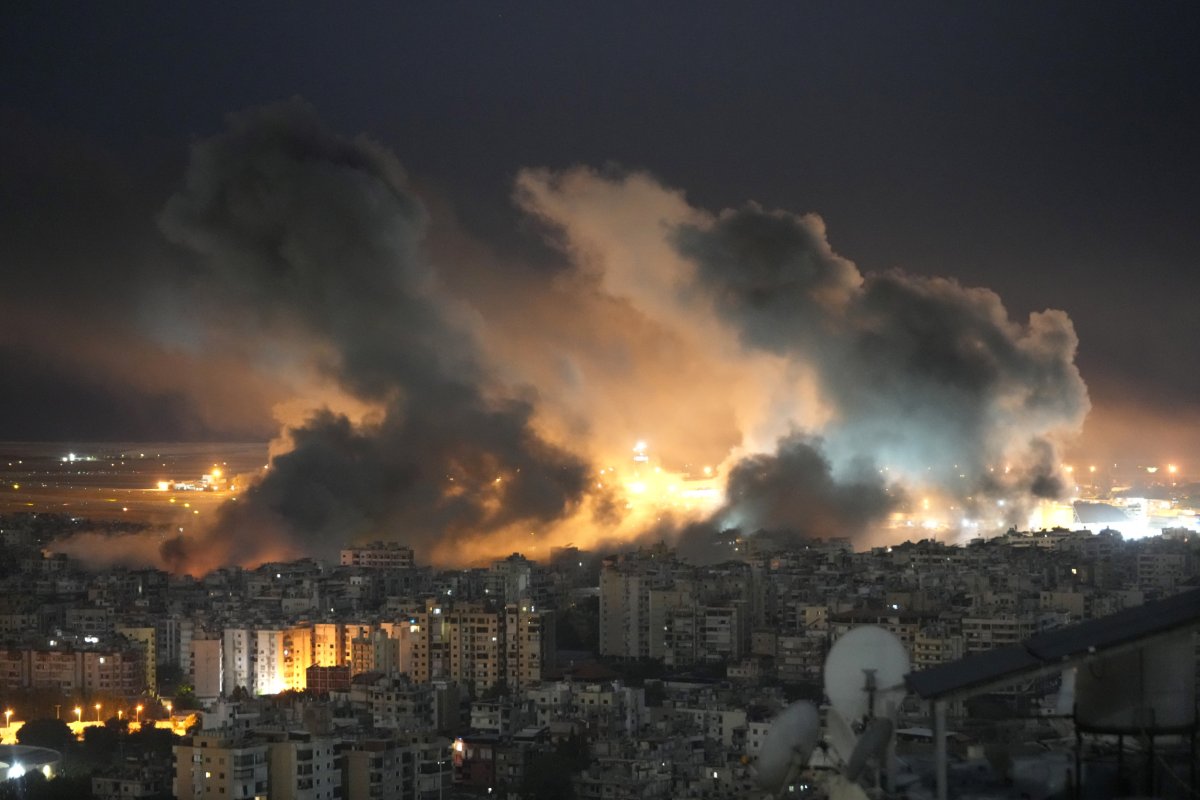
top-left (74, 707), bottom-right (81, 723)
top-left (135, 705), bottom-right (143, 724)
top-left (4, 709), bottom-right (11, 728)
top-left (94, 703), bottom-right (101, 723)
top-left (164, 701), bottom-right (172, 717)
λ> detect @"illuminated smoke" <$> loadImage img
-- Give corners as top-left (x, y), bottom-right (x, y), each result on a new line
top-left (155, 101), bottom-right (589, 568)
top-left (517, 168), bottom-right (1089, 541)
top-left (60, 105), bottom-right (1089, 571)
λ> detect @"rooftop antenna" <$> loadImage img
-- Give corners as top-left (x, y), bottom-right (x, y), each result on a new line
top-left (822, 626), bottom-right (910, 795)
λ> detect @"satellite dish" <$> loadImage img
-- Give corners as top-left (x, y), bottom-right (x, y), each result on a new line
top-left (824, 706), bottom-right (858, 763)
top-left (826, 774), bottom-right (872, 800)
top-left (823, 626), bottom-right (910, 724)
top-left (755, 701), bottom-right (820, 794)
top-left (844, 717), bottom-right (894, 781)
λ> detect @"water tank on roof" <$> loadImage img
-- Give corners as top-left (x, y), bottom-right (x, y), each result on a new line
top-left (1073, 629), bottom-right (1196, 731)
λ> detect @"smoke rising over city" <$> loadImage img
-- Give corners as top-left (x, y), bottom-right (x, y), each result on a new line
top-left (152, 102), bottom-right (592, 570)
top-left (51, 100), bottom-right (1084, 572)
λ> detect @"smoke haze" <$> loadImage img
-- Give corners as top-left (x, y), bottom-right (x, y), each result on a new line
top-left (48, 102), bottom-right (1089, 571)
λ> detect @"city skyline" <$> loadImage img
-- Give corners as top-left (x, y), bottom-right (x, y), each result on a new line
top-left (4, 5), bottom-right (1199, 568)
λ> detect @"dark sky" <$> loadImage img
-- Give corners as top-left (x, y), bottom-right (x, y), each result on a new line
top-left (3, 2), bottom-right (1199, 464)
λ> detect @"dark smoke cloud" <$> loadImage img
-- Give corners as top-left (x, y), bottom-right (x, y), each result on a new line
top-left (717, 433), bottom-right (898, 536)
top-left (156, 100), bottom-right (590, 567)
top-left (674, 204), bottom-right (1090, 508)
top-left (636, 435), bottom-right (899, 563)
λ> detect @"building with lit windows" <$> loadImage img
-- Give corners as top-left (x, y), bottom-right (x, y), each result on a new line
top-left (173, 731), bottom-right (269, 800)
top-left (340, 543), bottom-right (414, 570)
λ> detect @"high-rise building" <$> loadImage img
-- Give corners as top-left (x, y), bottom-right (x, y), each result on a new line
top-left (254, 629), bottom-right (289, 695)
top-left (446, 604), bottom-right (502, 692)
top-left (599, 554), bottom-right (683, 658)
top-left (192, 636), bottom-right (222, 700)
top-left (116, 625), bottom-right (157, 694)
top-left (504, 602), bottom-right (555, 691)
top-left (284, 625), bottom-right (314, 691)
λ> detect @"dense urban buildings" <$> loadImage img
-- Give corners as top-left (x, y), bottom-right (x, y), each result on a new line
top-left (0, 506), bottom-right (1197, 797)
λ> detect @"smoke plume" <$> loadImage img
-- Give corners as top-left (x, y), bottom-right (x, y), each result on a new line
top-left (154, 101), bottom-right (590, 568)
top-left (55, 104), bottom-right (1089, 571)
top-left (516, 167), bottom-right (1089, 540)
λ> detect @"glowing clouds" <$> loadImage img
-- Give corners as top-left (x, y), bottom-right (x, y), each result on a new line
top-left (521, 167), bottom-right (1089, 541)
top-left (69, 104), bottom-right (1092, 572)
top-left (155, 101), bottom-right (592, 568)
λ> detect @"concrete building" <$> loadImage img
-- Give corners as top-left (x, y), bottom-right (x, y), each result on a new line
top-left (504, 603), bottom-right (555, 691)
top-left (961, 614), bottom-right (1035, 654)
top-left (91, 761), bottom-right (172, 799)
top-left (284, 626), bottom-right (314, 691)
top-left (342, 736), bottom-right (417, 800)
top-left (0, 645), bottom-right (143, 696)
top-left (254, 628), bottom-right (288, 696)
top-left (487, 553), bottom-right (550, 606)
top-left (173, 731), bottom-right (269, 800)
top-left (305, 665), bottom-right (350, 694)
top-left (115, 625), bottom-right (157, 694)
top-left (192, 636), bottom-right (223, 700)
top-left (265, 730), bottom-right (341, 800)
top-left (445, 605), bottom-right (502, 692)
top-left (340, 543), bottom-right (414, 570)
top-left (223, 628), bottom-right (254, 695)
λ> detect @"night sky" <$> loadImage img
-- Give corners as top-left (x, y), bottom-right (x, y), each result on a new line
top-left (4, 2), bottom-right (1199, 470)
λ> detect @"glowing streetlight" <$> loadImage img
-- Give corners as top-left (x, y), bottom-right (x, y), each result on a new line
top-left (164, 701), bottom-right (172, 717)
top-left (74, 707), bottom-right (81, 723)
top-left (94, 703), bottom-right (101, 722)
top-left (4, 710), bottom-right (11, 728)
top-left (135, 705), bottom-right (143, 724)
top-left (1168, 464), bottom-right (1179, 475)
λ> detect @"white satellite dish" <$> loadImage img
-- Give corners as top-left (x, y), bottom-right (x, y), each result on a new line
top-left (755, 700), bottom-right (821, 795)
top-left (823, 626), bottom-right (910, 725)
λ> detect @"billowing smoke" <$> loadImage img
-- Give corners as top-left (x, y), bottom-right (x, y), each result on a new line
top-left (516, 167), bottom-right (1089, 542)
top-left (154, 101), bottom-right (590, 569)
top-left (671, 204), bottom-right (1089, 517)
top-left (54, 104), bottom-right (1090, 571)
top-left (719, 434), bottom-right (898, 536)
